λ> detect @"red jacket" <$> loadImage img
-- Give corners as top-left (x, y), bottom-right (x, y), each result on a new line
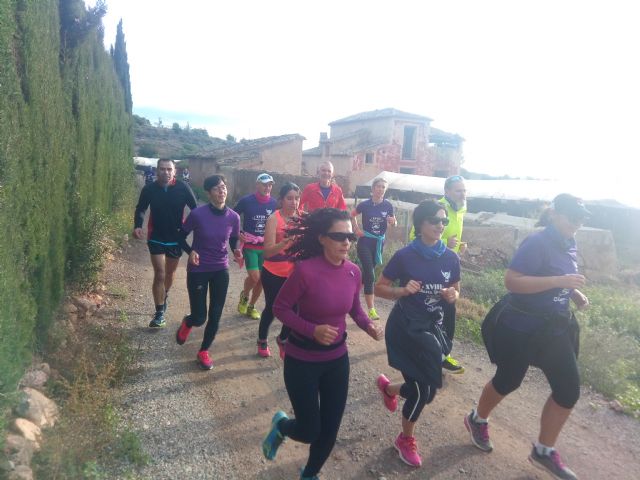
top-left (300, 182), bottom-right (347, 212)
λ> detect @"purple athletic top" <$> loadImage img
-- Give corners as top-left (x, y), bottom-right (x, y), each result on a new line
top-left (273, 256), bottom-right (373, 362)
top-left (181, 205), bottom-right (240, 273)
top-left (233, 194), bottom-right (277, 238)
top-left (383, 245), bottom-right (460, 322)
top-left (356, 199), bottom-right (394, 249)
top-left (502, 225), bottom-right (579, 332)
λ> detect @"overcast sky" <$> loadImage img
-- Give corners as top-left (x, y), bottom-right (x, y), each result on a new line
top-left (95, 0), bottom-right (639, 205)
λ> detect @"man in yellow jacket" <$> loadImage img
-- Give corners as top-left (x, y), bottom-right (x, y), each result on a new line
top-left (409, 175), bottom-right (467, 373)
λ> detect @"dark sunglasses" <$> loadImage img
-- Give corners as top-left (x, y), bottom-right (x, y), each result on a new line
top-left (426, 216), bottom-right (450, 226)
top-left (324, 232), bottom-right (358, 242)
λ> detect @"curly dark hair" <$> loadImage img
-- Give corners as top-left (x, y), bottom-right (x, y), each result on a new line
top-left (286, 208), bottom-right (351, 261)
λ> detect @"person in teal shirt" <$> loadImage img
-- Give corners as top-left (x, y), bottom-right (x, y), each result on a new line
top-left (409, 175), bottom-right (467, 373)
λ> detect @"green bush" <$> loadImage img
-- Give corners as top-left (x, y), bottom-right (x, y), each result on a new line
top-left (0, 0), bottom-right (135, 440)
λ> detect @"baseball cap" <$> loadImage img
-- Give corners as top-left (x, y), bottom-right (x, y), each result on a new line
top-left (256, 173), bottom-right (274, 183)
top-left (551, 194), bottom-right (591, 221)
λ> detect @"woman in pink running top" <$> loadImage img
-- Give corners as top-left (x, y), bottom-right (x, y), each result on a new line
top-left (261, 208), bottom-right (384, 480)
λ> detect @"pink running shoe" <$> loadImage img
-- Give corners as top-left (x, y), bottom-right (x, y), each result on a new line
top-left (197, 350), bottom-right (213, 370)
top-left (377, 374), bottom-right (398, 412)
top-left (257, 340), bottom-right (271, 358)
top-left (394, 433), bottom-right (422, 467)
top-left (276, 336), bottom-right (286, 360)
top-left (175, 317), bottom-right (192, 345)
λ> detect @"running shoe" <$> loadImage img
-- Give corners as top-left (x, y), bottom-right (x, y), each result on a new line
top-left (299, 468), bottom-right (319, 480)
top-left (376, 374), bottom-right (398, 412)
top-left (175, 317), bottom-right (192, 345)
top-left (394, 433), bottom-right (422, 467)
top-left (148, 311), bottom-right (166, 328)
top-left (442, 354), bottom-right (465, 374)
top-left (262, 410), bottom-right (288, 460)
top-left (238, 292), bottom-right (248, 315)
top-left (528, 446), bottom-right (578, 480)
top-left (246, 305), bottom-right (261, 320)
top-left (368, 307), bottom-right (380, 320)
top-left (464, 410), bottom-right (493, 452)
top-left (257, 340), bottom-right (271, 358)
top-left (276, 336), bottom-right (286, 360)
top-left (196, 350), bottom-right (213, 370)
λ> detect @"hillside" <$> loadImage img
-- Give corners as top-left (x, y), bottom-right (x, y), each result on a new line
top-left (133, 115), bottom-right (232, 159)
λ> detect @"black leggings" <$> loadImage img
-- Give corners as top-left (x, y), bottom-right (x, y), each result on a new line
top-left (185, 269), bottom-right (229, 351)
top-left (399, 373), bottom-right (437, 423)
top-left (442, 302), bottom-right (456, 343)
top-left (356, 241), bottom-right (376, 295)
top-left (491, 323), bottom-right (580, 409)
top-left (257, 267), bottom-right (291, 341)
top-left (278, 354), bottom-right (349, 478)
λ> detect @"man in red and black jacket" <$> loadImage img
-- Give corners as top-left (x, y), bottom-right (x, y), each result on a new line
top-left (134, 158), bottom-right (196, 328)
top-left (300, 161), bottom-right (347, 212)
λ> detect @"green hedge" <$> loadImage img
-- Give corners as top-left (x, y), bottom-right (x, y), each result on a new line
top-left (0, 0), bottom-right (134, 429)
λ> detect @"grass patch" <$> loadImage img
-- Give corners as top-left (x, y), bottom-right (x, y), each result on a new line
top-left (32, 311), bottom-right (147, 478)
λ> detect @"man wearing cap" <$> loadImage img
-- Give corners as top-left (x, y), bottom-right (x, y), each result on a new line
top-left (300, 161), bottom-right (347, 212)
top-left (409, 174), bottom-right (467, 373)
top-left (134, 158), bottom-right (197, 328)
top-left (234, 173), bottom-right (278, 319)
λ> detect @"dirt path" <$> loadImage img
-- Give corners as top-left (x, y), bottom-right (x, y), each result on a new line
top-left (104, 238), bottom-right (640, 479)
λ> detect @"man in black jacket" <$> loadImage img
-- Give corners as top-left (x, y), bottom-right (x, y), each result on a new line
top-left (134, 158), bottom-right (197, 327)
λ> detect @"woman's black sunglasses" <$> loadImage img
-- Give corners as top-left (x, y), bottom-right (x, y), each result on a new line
top-left (426, 217), bottom-right (450, 226)
top-left (325, 232), bottom-right (358, 242)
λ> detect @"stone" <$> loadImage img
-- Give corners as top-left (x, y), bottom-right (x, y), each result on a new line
top-left (0, 459), bottom-right (14, 473)
top-left (16, 388), bottom-right (59, 428)
top-left (8, 465), bottom-right (33, 480)
top-left (37, 363), bottom-right (50, 375)
top-left (71, 296), bottom-right (97, 315)
top-left (62, 303), bottom-right (78, 314)
top-left (4, 434), bottom-right (34, 466)
top-left (10, 419), bottom-right (41, 449)
top-left (19, 370), bottom-right (48, 390)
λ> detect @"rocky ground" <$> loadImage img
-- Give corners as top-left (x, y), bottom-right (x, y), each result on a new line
top-left (100, 238), bottom-right (640, 479)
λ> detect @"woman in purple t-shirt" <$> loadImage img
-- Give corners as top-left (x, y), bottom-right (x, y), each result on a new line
top-left (463, 194), bottom-right (590, 480)
top-left (373, 199), bottom-right (460, 468)
top-left (261, 208), bottom-right (384, 480)
top-left (351, 177), bottom-right (396, 321)
top-left (175, 175), bottom-right (242, 370)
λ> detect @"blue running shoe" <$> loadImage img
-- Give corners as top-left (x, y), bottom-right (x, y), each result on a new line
top-left (149, 311), bottom-right (166, 328)
top-left (262, 410), bottom-right (288, 460)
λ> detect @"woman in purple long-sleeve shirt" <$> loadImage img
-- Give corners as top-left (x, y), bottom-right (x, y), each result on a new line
top-left (261, 208), bottom-right (384, 480)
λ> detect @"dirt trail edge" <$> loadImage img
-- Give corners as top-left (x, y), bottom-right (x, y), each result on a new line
top-left (104, 239), bottom-right (640, 479)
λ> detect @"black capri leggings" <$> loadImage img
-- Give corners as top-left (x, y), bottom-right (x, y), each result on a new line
top-left (278, 354), bottom-right (349, 478)
top-left (491, 323), bottom-right (580, 409)
top-left (258, 267), bottom-right (291, 341)
top-left (185, 269), bottom-right (229, 351)
top-left (399, 373), bottom-right (437, 423)
top-left (356, 241), bottom-right (376, 295)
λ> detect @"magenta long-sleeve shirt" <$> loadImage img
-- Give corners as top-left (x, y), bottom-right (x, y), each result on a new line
top-left (273, 255), bottom-right (373, 362)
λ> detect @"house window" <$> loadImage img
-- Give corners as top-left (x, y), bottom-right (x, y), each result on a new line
top-left (399, 167), bottom-right (415, 174)
top-left (365, 152), bottom-right (374, 164)
top-left (402, 126), bottom-right (416, 160)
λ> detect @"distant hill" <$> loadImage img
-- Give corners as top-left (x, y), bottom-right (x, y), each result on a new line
top-left (134, 115), bottom-right (232, 159)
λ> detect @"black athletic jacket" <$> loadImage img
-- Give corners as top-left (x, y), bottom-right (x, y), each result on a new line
top-left (134, 180), bottom-right (197, 243)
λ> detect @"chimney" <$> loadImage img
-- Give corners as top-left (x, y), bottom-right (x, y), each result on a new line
top-left (319, 132), bottom-right (330, 157)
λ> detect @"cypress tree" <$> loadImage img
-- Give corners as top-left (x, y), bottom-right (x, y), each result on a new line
top-left (112, 19), bottom-right (132, 113)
